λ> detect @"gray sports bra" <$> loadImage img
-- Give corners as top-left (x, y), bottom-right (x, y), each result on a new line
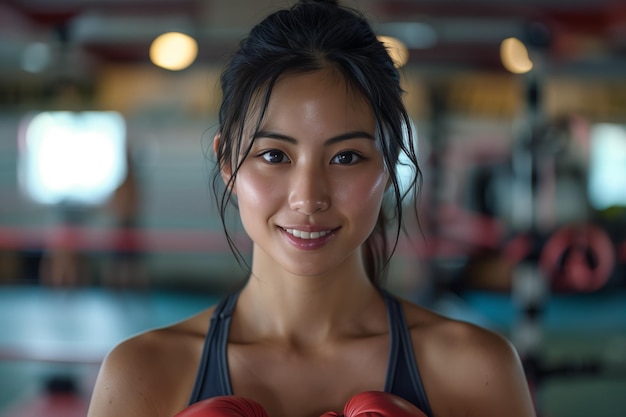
top-left (188, 290), bottom-right (433, 416)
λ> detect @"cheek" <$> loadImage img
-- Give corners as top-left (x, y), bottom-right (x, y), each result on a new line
top-left (335, 170), bottom-right (388, 212)
top-left (235, 170), bottom-right (282, 212)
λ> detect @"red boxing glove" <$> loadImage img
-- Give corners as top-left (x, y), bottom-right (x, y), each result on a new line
top-left (173, 396), bottom-right (269, 417)
top-left (320, 391), bottom-right (428, 417)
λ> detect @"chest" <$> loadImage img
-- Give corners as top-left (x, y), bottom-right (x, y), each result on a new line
top-left (227, 338), bottom-right (389, 417)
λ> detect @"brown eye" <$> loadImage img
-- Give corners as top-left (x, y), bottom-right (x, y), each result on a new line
top-left (332, 151), bottom-right (362, 165)
top-left (261, 149), bottom-right (290, 163)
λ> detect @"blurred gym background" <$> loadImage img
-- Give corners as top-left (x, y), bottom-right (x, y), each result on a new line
top-left (1, 0), bottom-right (625, 416)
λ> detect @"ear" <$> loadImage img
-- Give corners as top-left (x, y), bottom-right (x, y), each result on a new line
top-left (213, 133), bottom-right (235, 192)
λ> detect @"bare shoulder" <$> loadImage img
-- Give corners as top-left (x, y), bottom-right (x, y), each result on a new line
top-left (400, 300), bottom-right (536, 417)
top-left (87, 308), bottom-right (214, 417)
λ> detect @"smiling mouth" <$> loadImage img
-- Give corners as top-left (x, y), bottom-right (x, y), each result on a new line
top-left (283, 228), bottom-right (333, 240)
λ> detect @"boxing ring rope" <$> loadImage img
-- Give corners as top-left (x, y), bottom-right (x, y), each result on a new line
top-left (1, 213), bottom-right (625, 262)
top-left (0, 225), bottom-right (245, 254)
top-left (0, 343), bottom-right (105, 365)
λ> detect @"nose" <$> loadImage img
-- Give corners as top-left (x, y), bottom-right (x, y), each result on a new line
top-left (288, 165), bottom-right (330, 215)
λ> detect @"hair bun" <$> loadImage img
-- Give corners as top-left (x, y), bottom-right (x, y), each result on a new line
top-left (299, 0), bottom-right (339, 6)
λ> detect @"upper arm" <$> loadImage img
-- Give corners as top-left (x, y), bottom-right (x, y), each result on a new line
top-left (457, 331), bottom-right (536, 417)
top-left (87, 338), bottom-right (163, 417)
top-left (417, 320), bottom-right (536, 417)
top-left (86, 328), bottom-right (201, 417)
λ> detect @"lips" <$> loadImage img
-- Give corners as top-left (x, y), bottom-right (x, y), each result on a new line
top-left (280, 226), bottom-right (338, 249)
top-left (283, 228), bottom-right (331, 240)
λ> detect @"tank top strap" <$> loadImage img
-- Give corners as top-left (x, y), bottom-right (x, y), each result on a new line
top-left (188, 290), bottom-right (240, 404)
top-left (382, 290), bottom-right (434, 417)
top-left (189, 289), bottom-right (433, 416)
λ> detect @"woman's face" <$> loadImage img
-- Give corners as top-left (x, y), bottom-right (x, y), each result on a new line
top-left (229, 68), bottom-right (389, 278)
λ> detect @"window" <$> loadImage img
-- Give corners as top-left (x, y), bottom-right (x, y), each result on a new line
top-left (18, 111), bottom-right (127, 205)
top-left (588, 123), bottom-right (626, 210)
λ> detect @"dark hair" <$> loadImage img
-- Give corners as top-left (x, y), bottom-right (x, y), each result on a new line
top-left (212, 0), bottom-right (421, 286)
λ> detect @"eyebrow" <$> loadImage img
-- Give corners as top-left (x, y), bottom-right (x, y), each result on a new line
top-left (253, 130), bottom-right (375, 145)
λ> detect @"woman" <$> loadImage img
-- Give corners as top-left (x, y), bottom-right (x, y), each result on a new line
top-left (87, 1), bottom-right (536, 416)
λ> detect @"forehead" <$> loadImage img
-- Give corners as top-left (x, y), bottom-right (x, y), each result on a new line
top-left (247, 68), bottom-right (375, 135)
top-left (277, 68), bottom-right (369, 109)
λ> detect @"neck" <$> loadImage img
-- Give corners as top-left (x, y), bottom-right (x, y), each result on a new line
top-left (233, 257), bottom-right (384, 348)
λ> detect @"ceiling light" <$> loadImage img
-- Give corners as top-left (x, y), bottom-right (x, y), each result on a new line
top-left (150, 32), bottom-right (198, 71)
top-left (378, 35), bottom-right (409, 68)
top-left (500, 37), bottom-right (533, 74)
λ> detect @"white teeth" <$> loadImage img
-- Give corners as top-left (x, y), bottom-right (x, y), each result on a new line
top-left (285, 228), bottom-right (330, 239)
